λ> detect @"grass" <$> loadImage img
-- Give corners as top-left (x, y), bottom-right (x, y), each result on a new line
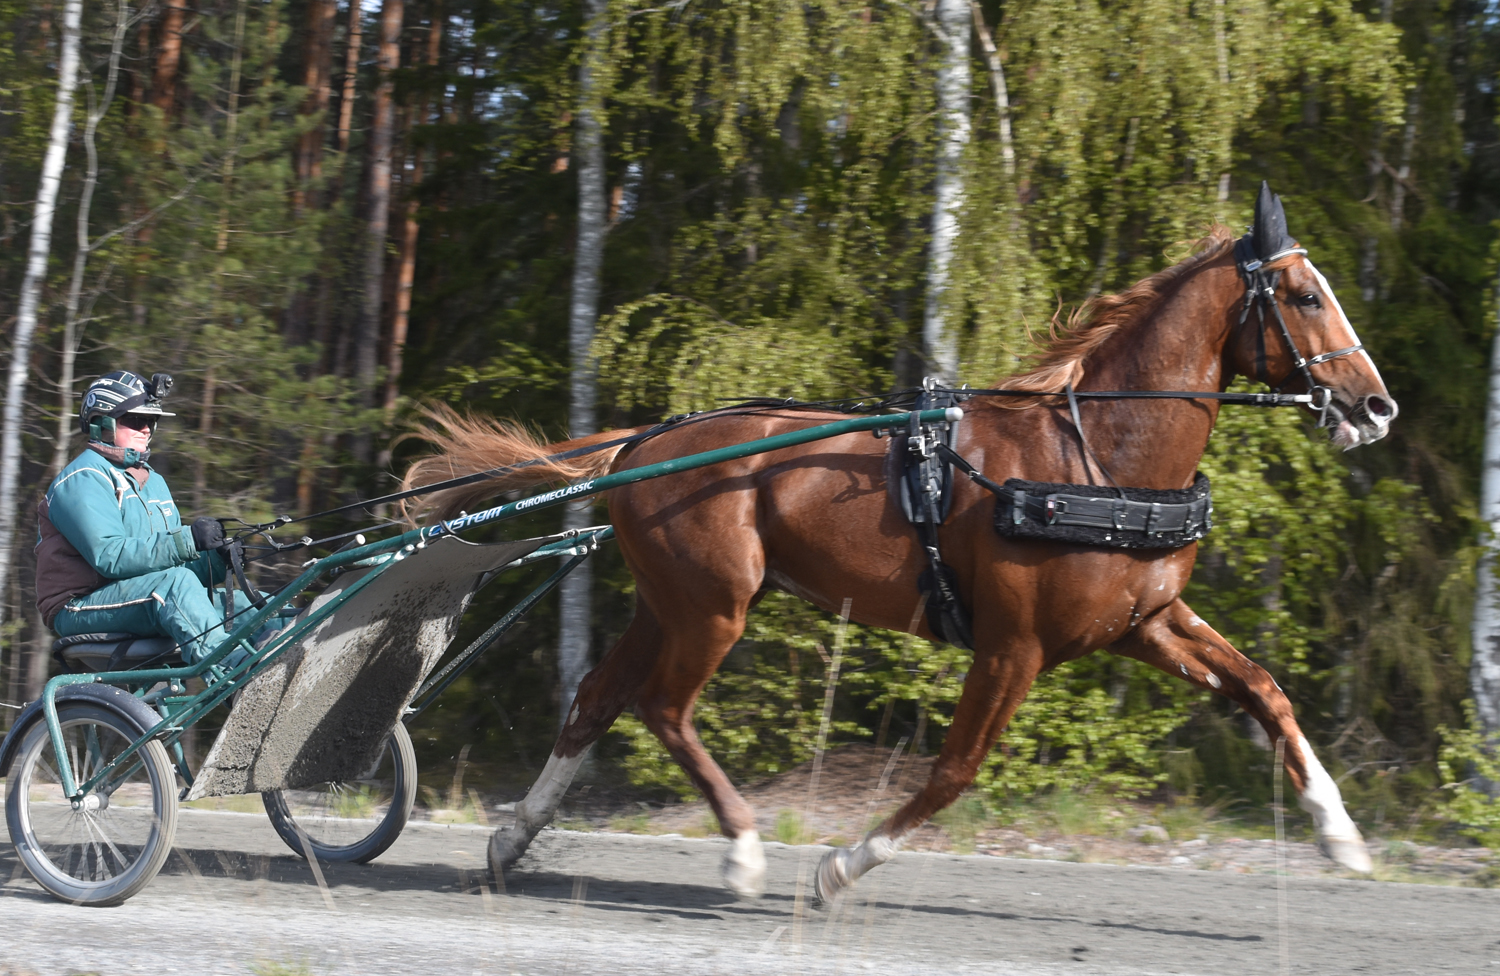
top-left (932, 796), bottom-right (989, 854)
top-left (182, 794), bottom-right (266, 814)
top-left (249, 962), bottom-right (313, 976)
top-left (1155, 800), bottom-right (1216, 842)
top-left (608, 812), bottom-right (653, 834)
top-left (417, 745), bottom-right (488, 824)
top-left (775, 808), bottom-right (816, 845)
top-left (679, 812), bottom-right (721, 838)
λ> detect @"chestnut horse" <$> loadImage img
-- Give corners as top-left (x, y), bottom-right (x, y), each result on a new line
top-left (407, 213), bottom-right (1395, 902)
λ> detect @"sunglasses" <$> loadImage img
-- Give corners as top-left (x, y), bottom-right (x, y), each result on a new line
top-left (116, 415), bottom-right (158, 433)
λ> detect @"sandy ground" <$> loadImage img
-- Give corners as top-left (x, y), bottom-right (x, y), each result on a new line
top-left (574, 744), bottom-right (1498, 886)
top-left (3, 808), bottom-right (1499, 975)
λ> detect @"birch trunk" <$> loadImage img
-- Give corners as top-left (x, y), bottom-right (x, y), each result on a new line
top-left (558, 0), bottom-right (609, 729)
top-left (1472, 268), bottom-right (1500, 739)
top-left (0, 0), bottom-right (82, 679)
top-left (968, 0), bottom-right (1012, 178)
top-left (355, 0), bottom-right (403, 462)
top-left (53, 0), bottom-right (132, 479)
top-left (922, 0), bottom-right (971, 383)
top-left (1390, 88), bottom-right (1419, 232)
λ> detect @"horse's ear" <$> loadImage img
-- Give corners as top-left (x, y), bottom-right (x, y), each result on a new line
top-left (1252, 180), bottom-right (1297, 261)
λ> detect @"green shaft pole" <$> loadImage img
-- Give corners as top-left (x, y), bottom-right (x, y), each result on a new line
top-left (424, 407), bottom-right (963, 539)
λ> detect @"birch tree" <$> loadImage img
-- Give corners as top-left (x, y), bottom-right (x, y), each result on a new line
top-left (922, 0), bottom-right (971, 382)
top-left (1472, 274), bottom-right (1500, 740)
top-left (52, 0), bottom-right (135, 478)
top-left (0, 0), bottom-right (82, 683)
top-left (558, 0), bottom-right (609, 729)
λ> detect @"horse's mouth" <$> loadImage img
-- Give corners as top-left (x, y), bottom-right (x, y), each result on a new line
top-left (1326, 393), bottom-right (1397, 450)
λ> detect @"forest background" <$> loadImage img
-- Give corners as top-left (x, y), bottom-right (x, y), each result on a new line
top-left (3, 0), bottom-right (1500, 841)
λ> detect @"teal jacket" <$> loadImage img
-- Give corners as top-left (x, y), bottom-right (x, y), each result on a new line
top-left (35, 447), bottom-right (220, 625)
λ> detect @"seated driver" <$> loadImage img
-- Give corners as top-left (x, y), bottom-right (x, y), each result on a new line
top-left (35, 369), bottom-right (255, 665)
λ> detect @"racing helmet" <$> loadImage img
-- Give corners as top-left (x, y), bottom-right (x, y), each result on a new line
top-left (79, 370), bottom-right (176, 442)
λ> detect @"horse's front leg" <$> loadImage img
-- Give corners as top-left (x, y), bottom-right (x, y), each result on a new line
top-left (1110, 597), bottom-right (1372, 873)
top-left (815, 640), bottom-right (1042, 903)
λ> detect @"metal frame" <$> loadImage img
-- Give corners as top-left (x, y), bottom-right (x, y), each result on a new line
top-left (32, 407), bottom-right (961, 802)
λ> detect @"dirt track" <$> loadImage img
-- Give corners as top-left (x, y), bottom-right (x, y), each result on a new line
top-left (1, 807), bottom-right (1497, 975)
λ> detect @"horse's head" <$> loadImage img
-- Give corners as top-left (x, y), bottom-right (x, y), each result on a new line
top-left (1229, 183), bottom-right (1398, 449)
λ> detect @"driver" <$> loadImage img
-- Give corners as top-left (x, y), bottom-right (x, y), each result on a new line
top-left (35, 370), bottom-right (253, 665)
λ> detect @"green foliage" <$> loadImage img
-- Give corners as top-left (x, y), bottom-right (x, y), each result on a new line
top-left (980, 660), bottom-right (1201, 800)
top-left (613, 592), bottom-right (871, 797)
top-left (1434, 702), bottom-right (1500, 841)
top-left (2, 0), bottom-right (1496, 839)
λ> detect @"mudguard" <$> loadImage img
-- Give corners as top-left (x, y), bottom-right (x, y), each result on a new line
top-left (0, 682), bottom-right (163, 776)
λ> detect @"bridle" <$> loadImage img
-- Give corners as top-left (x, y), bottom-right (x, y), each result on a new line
top-left (1233, 236), bottom-right (1365, 430)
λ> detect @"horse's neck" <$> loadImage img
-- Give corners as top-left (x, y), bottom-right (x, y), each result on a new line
top-left (1072, 266), bottom-right (1235, 489)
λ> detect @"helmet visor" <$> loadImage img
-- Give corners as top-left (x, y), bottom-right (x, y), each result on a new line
top-left (116, 414), bottom-right (158, 433)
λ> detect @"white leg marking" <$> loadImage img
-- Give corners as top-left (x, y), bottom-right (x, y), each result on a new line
top-left (489, 749), bottom-right (588, 872)
top-left (814, 830), bottom-right (903, 904)
top-left (721, 830), bottom-right (767, 899)
top-left (516, 750), bottom-right (587, 830)
top-left (1294, 736), bottom-right (1372, 873)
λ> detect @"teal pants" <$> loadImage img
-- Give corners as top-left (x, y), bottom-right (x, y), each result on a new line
top-left (53, 566), bottom-right (264, 663)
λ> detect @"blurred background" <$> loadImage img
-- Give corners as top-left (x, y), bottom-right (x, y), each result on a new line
top-left (1, 0), bottom-right (1498, 845)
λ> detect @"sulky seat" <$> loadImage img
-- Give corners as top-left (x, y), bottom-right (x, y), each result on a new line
top-left (52, 632), bottom-right (183, 673)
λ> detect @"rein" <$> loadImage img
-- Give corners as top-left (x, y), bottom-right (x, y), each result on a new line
top-left (250, 384), bottom-right (1315, 557)
top-left (245, 237), bottom-right (1350, 554)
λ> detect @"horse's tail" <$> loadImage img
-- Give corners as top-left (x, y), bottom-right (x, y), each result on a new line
top-left (400, 403), bottom-right (642, 521)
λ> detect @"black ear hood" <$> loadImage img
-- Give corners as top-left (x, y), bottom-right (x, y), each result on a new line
top-left (1251, 180), bottom-right (1301, 263)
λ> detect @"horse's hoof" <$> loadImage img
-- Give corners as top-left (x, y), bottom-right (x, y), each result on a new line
top-left (488, 826), bottom-right (530, 875)
top-left (722, 831), bottom-right (767, 899)
top-left (813, 847), bottom-right (850, 906)
top-left (1318, 834), bottom-right (1373, 874)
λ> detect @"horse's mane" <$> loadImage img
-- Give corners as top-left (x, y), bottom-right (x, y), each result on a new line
top-left (987, 225), bottom-right (1237, 408)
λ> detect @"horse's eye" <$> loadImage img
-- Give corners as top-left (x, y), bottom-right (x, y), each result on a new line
top-left (1299, 292), bottom-right (1322, 308)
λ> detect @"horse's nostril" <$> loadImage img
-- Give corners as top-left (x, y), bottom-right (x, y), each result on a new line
top-left (1364, 395), bottom-right (1392, 420)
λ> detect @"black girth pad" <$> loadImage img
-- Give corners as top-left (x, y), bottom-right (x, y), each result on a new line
top-left (993, 472), bottom-right (1212, 549)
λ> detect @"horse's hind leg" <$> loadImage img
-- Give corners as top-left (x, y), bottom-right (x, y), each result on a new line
top-left (1110, 597), bottom-right (1372, 873)
top-left (488, 606), bottom-right (663, 876)
top-left (633, 609), bottom-right (767, 898)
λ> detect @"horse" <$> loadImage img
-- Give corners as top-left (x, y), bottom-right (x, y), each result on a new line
top-left (404, 188), bottom-right (1396, 902)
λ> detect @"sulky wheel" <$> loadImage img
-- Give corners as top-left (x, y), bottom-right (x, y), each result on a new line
top-left (5, 702), bottom-right (178, 906)
top-left (261, 721), bottom-right (417, 864)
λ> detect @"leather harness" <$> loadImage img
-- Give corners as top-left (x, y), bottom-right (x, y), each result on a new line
top-left (890, 213), bottom-right (1369, 647)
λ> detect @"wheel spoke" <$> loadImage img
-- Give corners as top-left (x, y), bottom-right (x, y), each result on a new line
top-left (10, 711), bottom-right (175, 902)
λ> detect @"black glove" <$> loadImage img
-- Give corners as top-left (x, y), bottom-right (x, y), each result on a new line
top-left (190, 517), bottom-right (226, 553)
